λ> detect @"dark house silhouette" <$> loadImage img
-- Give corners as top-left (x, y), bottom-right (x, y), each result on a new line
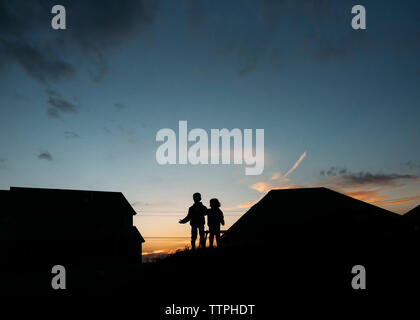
top-left (0, 186), bottom-right (144, 266)
top-left (222, 187), bottom-right (403, 248)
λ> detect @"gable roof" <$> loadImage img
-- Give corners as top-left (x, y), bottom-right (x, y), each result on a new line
top-left (3, 186), bottom-right (137, 217)
top-left (222, 187), bottom-right (400, 244)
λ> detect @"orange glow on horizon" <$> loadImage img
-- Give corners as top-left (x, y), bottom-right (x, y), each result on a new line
top-left (345, 190), bottom-right (387, 203)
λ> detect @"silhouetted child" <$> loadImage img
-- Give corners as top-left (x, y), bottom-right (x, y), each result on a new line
top-left (179, 193), bottom-right (207, 249)
top-left (207, 198), bottom-right (224, 248)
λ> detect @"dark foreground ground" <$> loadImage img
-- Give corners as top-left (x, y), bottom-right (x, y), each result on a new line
top-left (1, 234), bottom-right (420, 317)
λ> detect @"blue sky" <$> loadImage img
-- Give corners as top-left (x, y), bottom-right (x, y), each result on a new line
top-left (1, 0), bottom-right (420, 253)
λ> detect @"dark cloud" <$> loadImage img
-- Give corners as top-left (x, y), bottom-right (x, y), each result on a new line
top-left (0, 158), bottom-right (6, 169)
top-left (1, 0), bottom-right (418, 81)
top-left (46, 89), bottom-right (78, 118)
top-left (320, 166), bottom-right (347, 176)
top-left (0, 0), bottom-right (160, 83)
top-left (321, 167), bottom-right (419, 187)
top-left (339, 172), bottom-right (418, 187)
top-left (38, 151), bottom-right (53, 161)
top-left (47, 108), bottom-right (60, 118)
top-left (64, 131), bottom-right (80, 139)
top-left (2, 40), bottom-right (75, 83)
top-left (48, 97), bottom-right (77, 114)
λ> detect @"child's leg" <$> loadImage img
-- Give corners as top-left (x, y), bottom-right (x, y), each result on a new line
top-left (191, 226), bottom-right (197, 249)
top-left (215, 231), bottom-right (220, 247)
top-left (209, 232), bottom-right (214, 248)
top-left (199, 225), bottom-right (205, 248)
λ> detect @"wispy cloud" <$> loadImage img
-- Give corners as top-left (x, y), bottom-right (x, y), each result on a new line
top-left (46, 89), bottom-right (78, 118)
top-left (250, 151), bottom-right (307, 193)
top-left (270, 172), bottom-right (281, 180)
top-left (377, 195), bottom-right (420, 206)
top-left (236, 200), bottom-right (257, 209)
top-left (284, 151), bottom-right (306, 177)
top-left (343, 191), bottom-right (420, 207)
top-left (344, 190), bottom-right (387, 203)
top-left (251, 181), bottom-right (302, 193)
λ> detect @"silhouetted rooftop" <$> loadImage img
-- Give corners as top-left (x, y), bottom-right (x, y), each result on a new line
top-left (2, 186), bottom-right (137, 217)
top-left (222, 187), bottom-right (400, 245)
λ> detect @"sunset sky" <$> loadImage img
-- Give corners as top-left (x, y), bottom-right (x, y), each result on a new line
top-left (1, 0), bottom-right (419, 255)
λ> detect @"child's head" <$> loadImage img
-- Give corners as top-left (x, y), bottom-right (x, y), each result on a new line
top-left (210, 198), bottom-right (221, 209)
top-left (193, 192), bottom-right (201, 203)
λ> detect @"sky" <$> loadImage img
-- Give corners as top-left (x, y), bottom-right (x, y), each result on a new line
top-left (0, 0), bottom-right (420, 256)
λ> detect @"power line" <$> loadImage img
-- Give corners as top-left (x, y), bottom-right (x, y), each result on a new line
top-left (143, 236), bottom-right (190, 239)
top-left (135, 210), bottom-right (245, 213)
top-left (136, 214), bottom-right (242, 217)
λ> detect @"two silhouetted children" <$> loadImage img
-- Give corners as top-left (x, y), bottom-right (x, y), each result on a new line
top-left (179, 193), bottom-right (224, 249)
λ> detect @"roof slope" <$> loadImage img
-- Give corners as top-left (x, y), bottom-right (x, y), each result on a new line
top-left (222, 187), bottom-right (401, 245)
top-left (3, 186), bottom-right (137, 217)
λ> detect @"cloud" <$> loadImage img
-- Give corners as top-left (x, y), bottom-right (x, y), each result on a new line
top-left (378, 195), bottom-right (420, 206)
top-left (344, 190), bottom-right (387, 204)
top-left (47, 108), bottom-right (59, 118)
top-left (251, 181), bottom-right (301, 193)
top-left (0, 158), bottom-right (6, 169)
top-left (251, 182), bottom-right (273, 193)
top-left (250, 152), bottom-right (306, 193)
top-left (0, 0), bottom-right (160, 83)
top-left (345, 192), bottom-right (420, 207)
top-left (271, 152), bottom-right (307, 181)
top-left (325, 170), bottom-right (419, 188)
top-left (48, 97), bottom-right (77, 114)
top-left (320, 166), bottom-right (347, 176)
top-left (46, 89), bottom-right (78, 118)
top-left (237, 200), bottom-right (257, 209)
top-left (270, 172), bottom-right (281, 180)
top-left (38, 151), bottom-right (53, 161)
top-left (319, 166), bottom-right (420, 207)
top-left (284, 151), bottom-right (306, 177)
top-left (2, 40), bottom-right (75, 83)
